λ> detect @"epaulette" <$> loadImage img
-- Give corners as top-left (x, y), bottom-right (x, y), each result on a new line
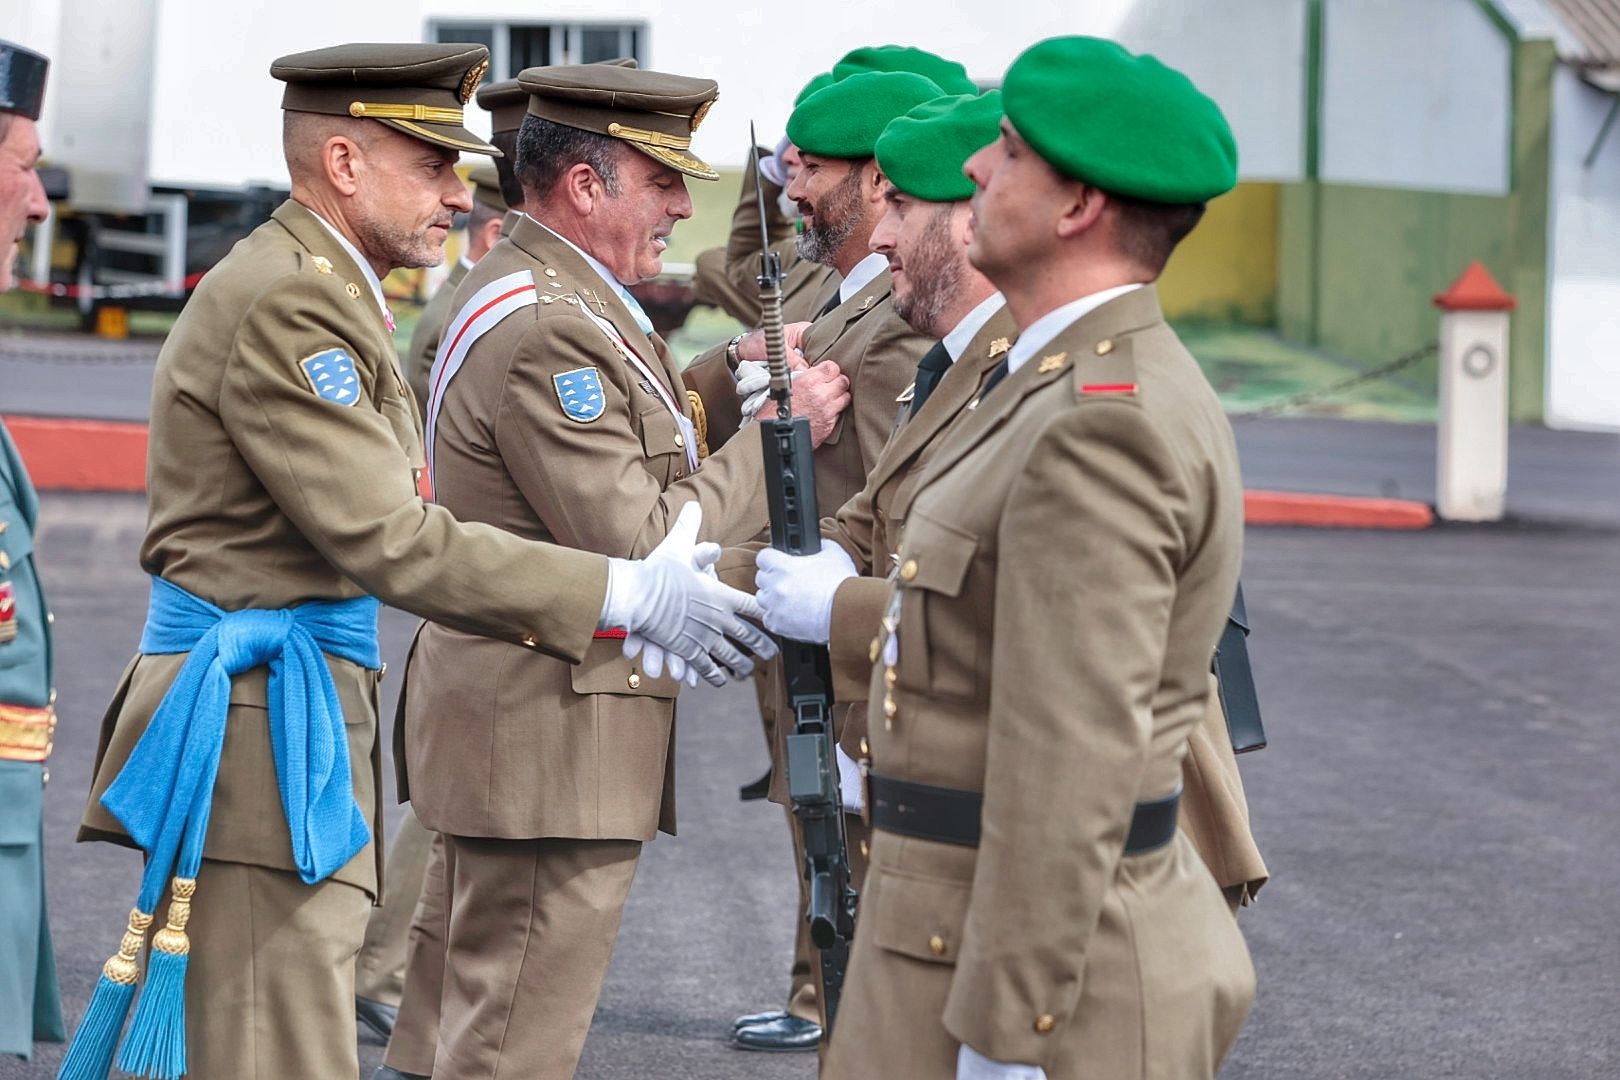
top-left (1073, 332), bottom-right (1140, 401)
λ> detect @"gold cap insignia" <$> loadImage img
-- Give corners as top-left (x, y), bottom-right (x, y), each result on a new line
top-left (312, 256), bottom-right (332, 276)
top-left (691, 97), bottom-right (715, 133)
top-left (1037, 352), bottom-right (1067, 374)
top-left (988, 337), bottom-right (1010, 358)
top-left (460, 57), bottom-right (490, 104)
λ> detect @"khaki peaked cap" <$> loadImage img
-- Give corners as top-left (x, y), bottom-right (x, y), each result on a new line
top-left (518, 64), bottom-right (720, 180)
top-left (477, 59), bottom-right (639, 135)
top-left (272, 42), bottom-right (498, 156)
top-left (468, 162), bottom-right (506, 211)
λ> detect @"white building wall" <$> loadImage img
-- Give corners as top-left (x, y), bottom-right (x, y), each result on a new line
top-left (1545, 65), bottom-right (1620, 431)
top-left (1320, 0), bottom-right (1512, 194)
top-left (28, 0), bottom-right (1306, 193)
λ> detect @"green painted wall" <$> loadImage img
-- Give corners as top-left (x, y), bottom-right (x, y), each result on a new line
top-left (1277, 34), bottom-right (1554, 422)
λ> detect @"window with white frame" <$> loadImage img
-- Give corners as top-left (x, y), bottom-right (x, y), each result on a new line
top-left (431, 21), bottom-right (646, 82)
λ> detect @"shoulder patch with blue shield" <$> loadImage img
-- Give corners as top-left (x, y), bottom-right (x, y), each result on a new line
top-left (554, 366), bottom-right (605, 423)
top-left (298, 348), bottom-right (361, 406)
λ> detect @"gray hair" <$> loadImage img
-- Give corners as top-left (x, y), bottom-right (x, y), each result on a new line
top-left (515, 114), bottom-right (624, 204)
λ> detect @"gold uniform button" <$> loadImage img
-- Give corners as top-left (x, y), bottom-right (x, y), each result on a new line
top-left (1034, 1014), bottom-right (1056, 1035)
top-left (869, 638), bottom-right (880, 663)
top-left (884, 668), bottom-right (897, 688)
top-left (46, 612), bottom-right (55, 625)
top-left (1095, 338), bottom-right (1115, 356)
top-left (928, 934), bottom-right (947, 957)
top-left (899, 558), bottom-right (918, 582)
top-left (858, 736), bottom-right (870, 757)
top-left (378, 662), bottom-right (387, 681)
top-left (544, 267), bottom-right (558, 278)
top-left (521, 634), bottom-right (538, 648)
top-left (628, 672), bottom-right (642, 690)
top-left (0, 551), bottom-right (9, 570)
top-left (673, 432), bottom-right (684, 449)
top-left (883, 696), bottom-right (897, 718)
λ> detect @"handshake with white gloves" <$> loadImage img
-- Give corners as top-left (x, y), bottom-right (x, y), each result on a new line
top-left (598, 502), bottom-right (777, 688)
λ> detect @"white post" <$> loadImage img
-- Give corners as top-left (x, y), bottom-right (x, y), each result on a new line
top-left (1434, 262), bottom-right (1514, 522)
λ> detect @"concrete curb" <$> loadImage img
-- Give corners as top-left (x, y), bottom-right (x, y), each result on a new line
top-left (1245, 489), bottom-right (1435, 529)
top-left (5, 416), bottom-right (1437, 531)
top-left (5, 415), bottom-right (147, 492)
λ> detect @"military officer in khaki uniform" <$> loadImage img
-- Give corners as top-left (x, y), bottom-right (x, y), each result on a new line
top-left (65, 43), bottom-right (770, 1080)
top-left (401, 163), bottom-right (506, 408)
top-left (822, 37), bottom-right (1256, 1079)
top-left (397, 63), bottom-right (847, 1080)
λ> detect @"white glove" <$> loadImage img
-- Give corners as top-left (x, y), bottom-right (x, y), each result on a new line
top-left (957, 1044), bottom-right (1048, 1080)
top-left (754, 543), bottom-right (858, 644)
top-left (623, 539), bottom-right (724, 689)
top-left (758, 133), bottom-right (793, 188)
top-left (735, 359), bottom-right (803, 421)
top-left (836, 744), bottom-right (864, 815)
top-left (601, 503), bottom-right (778, 687)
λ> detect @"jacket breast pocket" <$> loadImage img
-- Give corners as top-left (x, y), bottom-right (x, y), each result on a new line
top-left (637, 405), bottom-right (683, 461)
top-left (569, 638), bottom-right (681, 699)
top-left (896, 510), bottom-right (978, 699)
top-left (867, 862), bottom-right (972, 965)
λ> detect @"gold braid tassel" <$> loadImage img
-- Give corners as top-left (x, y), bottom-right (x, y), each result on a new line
top-left (685, 389), bottom-right (710, 460)
top-left (151, 877), bottom-right (196, 957)
top-left (103, 908), bottom-right (155, 984)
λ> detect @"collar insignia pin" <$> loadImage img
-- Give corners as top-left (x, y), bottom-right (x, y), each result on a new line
top-left (988, 337), bottom-right (1010, 357)
top-left (1038, 352), bottom-right (1067, 374)
top-left (312, 256), bottom-right (332, 276)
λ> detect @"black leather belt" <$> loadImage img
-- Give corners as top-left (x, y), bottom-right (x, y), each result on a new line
top-left (868, 774), bottom-right (1180, 855)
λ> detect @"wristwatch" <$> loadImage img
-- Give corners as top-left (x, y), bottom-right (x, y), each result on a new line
top-left (725, 333), bottom-right (746, 369)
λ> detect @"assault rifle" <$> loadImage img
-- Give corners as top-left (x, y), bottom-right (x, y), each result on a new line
top-left (750, 124), bottom-right (857, 1033)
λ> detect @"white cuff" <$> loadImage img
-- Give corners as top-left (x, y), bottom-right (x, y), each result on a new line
top-left (956, 1044), bottom-right (1047, 1080)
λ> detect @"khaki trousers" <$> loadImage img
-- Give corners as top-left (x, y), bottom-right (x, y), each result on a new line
top-left (433, 835), bottom-right (642, 1080)
top-left (157, 858), bottom-right (370, 1079)
top-left (383, 830), bottom-right (452, 1075)
top-left (356, 805), bottom-right (435, 1006)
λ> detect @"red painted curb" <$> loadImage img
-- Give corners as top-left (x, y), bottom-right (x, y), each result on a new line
top-left (1245, 489), bottom-right (1434, 529)
top-left (2, 417), bottom-right (1438, 532)
top-left (4, 415), bottom-right (147, 492)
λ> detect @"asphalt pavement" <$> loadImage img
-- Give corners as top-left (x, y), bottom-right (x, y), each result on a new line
top-left (4, 485), bottom-right (1618, 1079)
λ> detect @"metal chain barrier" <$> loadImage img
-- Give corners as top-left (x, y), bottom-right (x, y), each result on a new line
top-left (1236, 341), bottom-right (1438, 420)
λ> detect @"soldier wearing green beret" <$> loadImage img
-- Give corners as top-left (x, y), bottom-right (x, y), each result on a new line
top-left (692, 73), bottom-right (841, 328)
top-left (823, 37), bottom-right (1255, 1080)
top-left (400, 162), bottom-right (507, 409)
top-left (62, 42), bottom-right (771, 1080)
top-left (0, 37), bottom-right (66, 1066)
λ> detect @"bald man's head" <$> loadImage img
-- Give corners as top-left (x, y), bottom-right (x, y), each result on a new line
top-left (281, 111), bottom-right (473, 275)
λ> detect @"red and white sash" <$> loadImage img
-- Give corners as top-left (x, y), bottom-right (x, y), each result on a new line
top-left (424, 270), bottom-right (538, 482)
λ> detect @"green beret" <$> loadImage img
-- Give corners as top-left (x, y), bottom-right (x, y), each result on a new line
top-left (794, 72), bottom-right (834, 107)
top-left (832, 45), bottom-right (977, 96)
top-left (787, 71), bottom-right (945, 160)
top-left (875, 91), bottom-right (1003, 203)
top-left (1002, 36), bottom-right (1237, 203)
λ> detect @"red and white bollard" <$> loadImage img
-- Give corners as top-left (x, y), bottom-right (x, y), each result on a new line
top-left (1433, 262), bottom-right (1515, 523)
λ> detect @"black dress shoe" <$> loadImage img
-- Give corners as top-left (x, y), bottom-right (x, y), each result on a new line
top-left (355, 995), bottom-right (399, 1042)
top-left (734, 1014), bottom-right (822, 1052)
top-left (371, 1067), bottom-right (430, 1080)
top-left (738, 768), bottom-right (772, 801)
top-left (732, 1007), bottom-right (789, 1031)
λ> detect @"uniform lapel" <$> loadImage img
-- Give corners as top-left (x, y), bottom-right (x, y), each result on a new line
top-left (513, 217), bottom-right (675, 398)
top-left (910, 287), bottom-right (1167, 498)
top-left (803, 269), bottom-right (892, 363)
top-left (866, 305), bottom-right (1018, 498)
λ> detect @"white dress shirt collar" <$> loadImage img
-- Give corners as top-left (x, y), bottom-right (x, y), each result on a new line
top-left (1005, 284), bottom-right (1143, 375)
top-left (838, 251), bottom-right (889, 304)
top-left (307, 208), bottom-right (388, 322)
top-left (940, 292), bottom-right (1006, 363)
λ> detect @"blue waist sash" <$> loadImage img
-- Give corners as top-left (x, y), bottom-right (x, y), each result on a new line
top-left (59, 577), bottom-right (381, 1080)
top-left (103, 576), bottom-right (379, 906)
